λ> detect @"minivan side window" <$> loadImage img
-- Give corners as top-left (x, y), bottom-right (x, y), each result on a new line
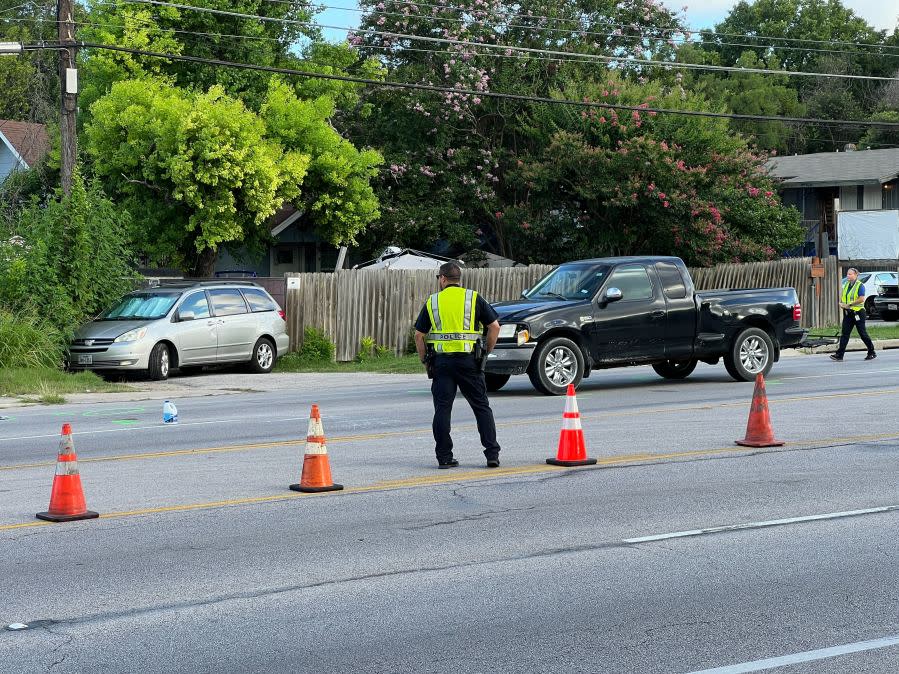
top-left (208, 289), bottom-right (249, 316)
top-left (241, 288), bottom-right (277, 313)
top-left (178, 292), bottom-right (211, 320)
top-left (655, 261), bottom-right (687, 299)
top-left (606, 265), bottom-right (654, 301)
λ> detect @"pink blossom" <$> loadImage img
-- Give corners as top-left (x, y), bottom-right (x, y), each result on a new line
top-left (520, 221), bottom-right (531, 230)
top-left (658, 192), bottom-right (666, 199)
top-left (663, 201), bottom-right (670, 208)
top-left (495, 211), bottom-right (503, 219)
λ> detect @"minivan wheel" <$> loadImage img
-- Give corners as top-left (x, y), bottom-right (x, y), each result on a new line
top-left (250, 338), bottom-right (276, 373)
top-left (528, 336), bottom-right (584, 395)
top-left (724, 327), bottom-right (774, 382)
top-left (148, 343), bottom-right (170, 381)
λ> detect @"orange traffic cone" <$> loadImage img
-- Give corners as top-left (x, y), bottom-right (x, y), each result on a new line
top-left (547, 384), bottom-right (598, 466)
top-left (736, 374), bottom-right (784, 448)
top-left (36, 424), bottom-right (99, 522)
top-left (289, 405), bottom-right (343, 493)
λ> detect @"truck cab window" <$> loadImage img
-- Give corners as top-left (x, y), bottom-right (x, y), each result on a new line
top-left (607, 265), bottom-right (653, 301)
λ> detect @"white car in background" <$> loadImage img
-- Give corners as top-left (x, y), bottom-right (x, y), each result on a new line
top-left (841, 271), bottom-right (898, 318)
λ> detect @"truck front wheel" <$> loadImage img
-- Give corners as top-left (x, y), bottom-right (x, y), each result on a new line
top-left (724, 327), bottom-right (774, 382)
top-left (652, 359), bottom-right (698, 379)
top-left (528, 337), bottom-right (584, 395)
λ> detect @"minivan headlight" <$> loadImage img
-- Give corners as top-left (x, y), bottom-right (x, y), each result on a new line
top-left (114, 327), bottom-right (148, 343)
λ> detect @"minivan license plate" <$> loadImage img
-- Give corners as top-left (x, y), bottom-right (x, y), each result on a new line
top-left (78, 354), bottom-right (93, 365)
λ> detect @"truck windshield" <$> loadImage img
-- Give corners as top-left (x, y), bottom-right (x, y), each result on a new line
top-left (526, 264), bottom-right (610, 300)
top-left (101, 293), bottom-right (180, 320)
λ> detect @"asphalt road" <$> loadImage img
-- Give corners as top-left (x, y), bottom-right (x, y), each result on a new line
top-left (2, 352), bottom-right (898, 673)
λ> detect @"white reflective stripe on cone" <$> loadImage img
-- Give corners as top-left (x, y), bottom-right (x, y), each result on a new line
top-left (562, 416), bottom-right (583, 431)
top-left (564, 394), bottom-right (579, 415)
top-left (56, 460), bottom-right (79, 476)
top-left (304, 441), bottom-right (328, 455)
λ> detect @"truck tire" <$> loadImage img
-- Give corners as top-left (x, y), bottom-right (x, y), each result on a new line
top-left (528, 337), bottom-right (584, 395)
top-left (484, 373), bottom-right (510, 392)
top-left (652, 359), bottom-right (698, 380)
top-left (147, 342), bottom-right (171, 381)
top-left (865, 297), bottom-right (877, 318)
top-left (724, 327), bottom-right (774, 382)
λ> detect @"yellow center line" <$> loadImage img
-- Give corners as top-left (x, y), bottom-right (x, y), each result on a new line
top-left (2, 431), bottom-right (896, 533)
top-left (3, 386), bottom-right (899, 474)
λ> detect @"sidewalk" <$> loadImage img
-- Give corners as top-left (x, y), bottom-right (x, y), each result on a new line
top-left (0, 371), bottom-right (422, 410)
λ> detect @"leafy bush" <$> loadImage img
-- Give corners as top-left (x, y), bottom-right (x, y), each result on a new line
top-left (0, 311), bottom-right (63, 369)
top-left (356, 335), bottom-right (392, 362)
top-left (0, 171), bottom-right (140, 341)
top-left (297, 327), bottom-right (335, 362)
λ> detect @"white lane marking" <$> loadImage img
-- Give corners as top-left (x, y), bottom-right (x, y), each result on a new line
top-left (684, 634), bottom-right (899, 673)
top-left (0, 419), bottom-right (237, 442)
top-left (778, 367), bottom-right (899, 381)
top-left (623, 505), bottom-right (899, 544)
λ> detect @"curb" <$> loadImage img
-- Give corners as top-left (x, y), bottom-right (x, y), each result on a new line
top-left (795, 337), bottom-right (899, 356)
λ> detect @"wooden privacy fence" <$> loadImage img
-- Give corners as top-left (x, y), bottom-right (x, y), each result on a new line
top-left (285, 257), bottom-right (840, 360)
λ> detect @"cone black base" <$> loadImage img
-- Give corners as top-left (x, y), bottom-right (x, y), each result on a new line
top-left (36, 510), bottom-right (99, 522)
top-left (546, 458), bottom-right (597, 466)
top-left (289, 483), bottom-right (344, 493)
top-left (735, 439), bottom-right (784, 448)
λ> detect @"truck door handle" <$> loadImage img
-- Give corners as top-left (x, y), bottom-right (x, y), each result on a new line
top-left (651, 310), bottom-right (666, 319)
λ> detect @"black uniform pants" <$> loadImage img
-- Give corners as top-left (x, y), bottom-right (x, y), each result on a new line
top-left (836, 309), bottom-right (875, 356)
top-left (431, 354), bottom-right (500, 462)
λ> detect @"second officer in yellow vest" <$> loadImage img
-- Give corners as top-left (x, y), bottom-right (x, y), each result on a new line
top-left (830, 267), bottom-right (876, 361)
top-left (414, 262), bottom-right (502, 468)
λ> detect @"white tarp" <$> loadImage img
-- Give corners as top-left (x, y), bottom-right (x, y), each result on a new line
top-left (838, 210), bottom-right (899, 260)
top-left (362, 253), bottom-right (443, 270)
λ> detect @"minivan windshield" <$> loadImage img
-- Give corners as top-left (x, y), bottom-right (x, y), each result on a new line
top-left (101, 293), bottom-right (180, 320)
top-left (525, 263), bottom-right (611, 300)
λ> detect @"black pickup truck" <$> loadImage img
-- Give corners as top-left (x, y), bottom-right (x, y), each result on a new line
top-left (485, 256), bottom-right (807, 395)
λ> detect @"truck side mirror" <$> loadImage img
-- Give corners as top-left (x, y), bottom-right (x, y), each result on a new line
top-left (521, 291), bottom-right (529, 299)
top-left (605, 287), bottom-right (623, 302)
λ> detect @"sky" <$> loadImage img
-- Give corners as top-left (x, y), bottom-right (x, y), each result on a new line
top-left (317, 0), bottom-right (899, 43)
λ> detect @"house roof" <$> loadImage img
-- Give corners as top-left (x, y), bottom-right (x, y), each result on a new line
top-left (0, 120), bottom-right (50, 169)
top-left (766, 148), bottom-right (899, 188)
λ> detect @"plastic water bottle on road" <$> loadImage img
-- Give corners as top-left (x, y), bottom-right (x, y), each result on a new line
top-left (162, 400), bottom-right (178, 425)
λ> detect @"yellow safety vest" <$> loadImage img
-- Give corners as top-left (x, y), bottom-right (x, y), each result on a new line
top-left (425, 286), bottom-right (482, 353)
top-left (841, 280), bottom-right (864, 312)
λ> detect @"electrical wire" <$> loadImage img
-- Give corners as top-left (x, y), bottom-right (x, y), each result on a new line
top-left (105, 0), bottom-right (899, 82)
top-left (21, 40), bottom-right (899, 128)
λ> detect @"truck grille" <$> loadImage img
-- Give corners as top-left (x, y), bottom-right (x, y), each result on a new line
top-left (879, 285), bottom-right (899, 299)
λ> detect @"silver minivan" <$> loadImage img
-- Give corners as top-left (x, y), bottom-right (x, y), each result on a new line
top-left (67, 281), bottom-right (290, 380)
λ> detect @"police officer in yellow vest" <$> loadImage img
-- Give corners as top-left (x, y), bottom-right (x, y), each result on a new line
top-left (414, 262), bottom-right (502, 468)
top-left (831, 267), bottom-right (876, 361)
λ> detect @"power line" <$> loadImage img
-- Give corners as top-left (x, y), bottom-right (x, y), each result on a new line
top-left (23, 41), bottom-right (899, 128)
top-left (291, 2), bottom-right (899, 60)
top-left (273, 0), bottom-right (899, 53)
top-left (107, 0), bottom-right (899, 82)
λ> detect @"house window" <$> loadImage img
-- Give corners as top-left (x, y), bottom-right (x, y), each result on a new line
top-left (885, 181), bottom-right (898, 210)
top-left (275, 247), bottom-right (294, 265)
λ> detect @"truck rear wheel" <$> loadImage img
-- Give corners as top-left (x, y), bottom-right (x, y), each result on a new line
top-left (484, 373), bottom-right (510, 392)
top-left (528, 337), bottom-right (584, 395)
top-left (724, 327), bottom-right (774, 382)
top-left (652, 359), bottom-right (698, 380)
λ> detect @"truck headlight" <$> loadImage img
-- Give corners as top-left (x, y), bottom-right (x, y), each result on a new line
top-left (498, 324), bottom-right (516, 338)
top-left (114, 327), bottom-right (148, 343)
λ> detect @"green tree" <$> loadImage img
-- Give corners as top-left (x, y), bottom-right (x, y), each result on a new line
top-left (85, 79), bottom-right (310, 276)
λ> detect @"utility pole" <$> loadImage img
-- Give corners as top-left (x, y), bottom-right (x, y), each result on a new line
top-left (58, 0), bottom-right (77, 196)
